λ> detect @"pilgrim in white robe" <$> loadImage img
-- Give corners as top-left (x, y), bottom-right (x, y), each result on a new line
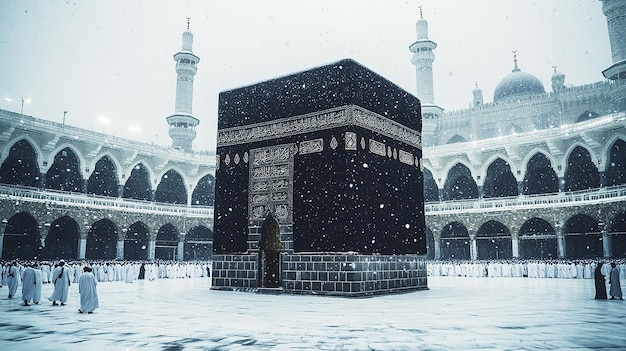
top-left (78, 268), bottom-right (99, 313)
top-left (609, 265), bottom-right (623, 299)
top-left (21, 267), bottom-right (37, 305)
top-left (48, 263), bottom-right (71, 305)
top-left (32, 268), bottom-right (43, 303)
top-left (6, 263), bottom-right (20, 298)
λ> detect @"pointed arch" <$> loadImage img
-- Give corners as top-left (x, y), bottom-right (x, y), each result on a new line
top-left (518, 218), bottom-right (558, 259)
top-left (1, 135), bottom-right (43, 169)
top-left (439, 222), bottom-right (470, 260)
top-left (423, 168), bottom-right (440, 202)
top-left (44, 216), bottom-right (80, 260)
top-left (85, 219), bottom-right (118, 260)
top-left (476, 220), bottom-right (512, 260)
top-left (442, 162), bottom-right (479, 201)
top-left (124, 221), bottom-right (151, 261)
top-left (191, 173), bottom-right (215, 206)
top-left (46, 143), bottom-right (86, 175)
top-left (86, 155), bottom-right (120, 197)
top-left (605, 138), bottom-right (626, 187)
top-left (155, 223), bottom-right (179, 260)
top-left (0, 138), bottom-right (41, 187)
top-left (446, 135), bottom-right (467, 144)
top-left (522, 152), bottom-right (559, 195)
top-left (46, 146), bottom-right (84, 192)
top-left (155, 169), bottom-right (187, 205)
top-left (563, 214), bottom-right (602, 259)
top-left (563, 145), bottom-right (600, 191)
top-left (482, 157), bottom-right (518, 198)
top-left (184, 225), bottom-right (213, 260)
top-left (123, 162), bottom-right (153, 201)
top-left (2, 212), bottom-right (40, 260)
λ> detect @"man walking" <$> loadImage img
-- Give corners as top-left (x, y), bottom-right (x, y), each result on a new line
top-left (609, 262), bottom-right (623, 300)
top-left (48, 260), bottom-right (71, 306)
top-left (78, 266), bottom-right (99, 313)
top-left (21, 263), bottom-right (38, 306)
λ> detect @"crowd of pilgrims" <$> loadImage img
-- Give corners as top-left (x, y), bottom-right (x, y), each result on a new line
top-left (427, 259), bottom-right (626, 279)
top-left (0, 260), bottom-right (213, 289)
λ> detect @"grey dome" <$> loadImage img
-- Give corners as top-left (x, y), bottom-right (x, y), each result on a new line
top-left (493, 70), bottom-right (546, 103)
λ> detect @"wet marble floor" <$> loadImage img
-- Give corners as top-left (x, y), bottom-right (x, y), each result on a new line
top-left (0, 275), bottom-right (624, 350)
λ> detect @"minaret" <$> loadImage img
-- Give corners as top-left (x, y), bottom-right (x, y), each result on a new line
top-left (166, 17), bottom-right (200, 152)
top-left (408, 6), bottom-right (443, 146)
top-left (472, 82), bottom-right (484, 107)
top-left (600, 0), bottom-right (626, 111)
top-left (551, 66), bottom-right (565, 93)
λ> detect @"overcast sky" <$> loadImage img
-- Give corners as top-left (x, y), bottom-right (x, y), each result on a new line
top-left (0, 1), bottom-right (612, 152)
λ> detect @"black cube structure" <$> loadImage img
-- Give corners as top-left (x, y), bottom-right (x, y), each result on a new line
top-left (212, 59), bottom-right (428, 296)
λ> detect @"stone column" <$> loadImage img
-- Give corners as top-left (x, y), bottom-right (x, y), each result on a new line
top-left (470, 235), bottom-right (478, 261)
top-left (556, 224), bottom-right (566, 259)
top-left (433, 238), bottom-right (441, 260)
top-left (177, 233), bottom-right (185, 261)
top-left (517, 181), bottom-right (524, 196)
top-left (0, 220), bottom-right (7, 261)
top-left (116, 239), bottom-right (125, 260)
top-left (600, 223), bottom-right (612, 258)
top-left (511, 235), bottom-right (519, 258)
top-left (148, 238), bottom-right (156, 261)
top-left (78, 238), bottom-right (87, 260)
top-left (558, 177), bottom-right (565, 192)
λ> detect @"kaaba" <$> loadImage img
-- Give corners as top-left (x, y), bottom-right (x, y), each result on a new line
top-left (212, 59), bottom-right (428, 296)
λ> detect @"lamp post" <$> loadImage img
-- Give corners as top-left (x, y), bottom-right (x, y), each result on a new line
top-left (20, 97), bottom-right (30, 114)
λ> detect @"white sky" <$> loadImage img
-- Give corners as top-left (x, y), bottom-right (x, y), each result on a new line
top-left (0, 0), bottom-right (612, 152)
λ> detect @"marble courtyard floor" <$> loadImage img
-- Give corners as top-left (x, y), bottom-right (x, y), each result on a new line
top-left (0, 275), bottom-right (624, 350)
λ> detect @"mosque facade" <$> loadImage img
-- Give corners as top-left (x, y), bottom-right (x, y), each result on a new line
top-left (417, 0), bottom-right (626, 261)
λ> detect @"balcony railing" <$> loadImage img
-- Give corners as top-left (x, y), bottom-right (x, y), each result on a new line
top-left (0, 184), bottom-right (213, 218)
top-left (425, 185), bottom-right (626, 214)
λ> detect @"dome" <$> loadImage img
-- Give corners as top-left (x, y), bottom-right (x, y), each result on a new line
top-left (493, 69), bottom-right (546, 103)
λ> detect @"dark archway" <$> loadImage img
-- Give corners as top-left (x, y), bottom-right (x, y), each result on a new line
top-left (440, 222), bottom-right (470, 260)
top-left (523, 153), bottom-right (559, 195)
top-left (258, 213), bottom-right (281, 289)
top-left (483, 158), bottom-right (518, 198)
top-left (44, 216), bottom-right (80, 260)
top-left (447, 135), bottom-right (467, 144)
top-left (605, 139), bottom-right (626, 187)
top-left (423, 169), bottom-right (439, 202)
top-left (123, 163), bottom-right (152, 201)
top-left (191, 174), bottom-right (215, 206)
top-left (184, 226), bottom-right (213, 261)
top-left (0, 139), bottom-right (40, 187)
top-left (476, 221), bottom-right (512, 260)
top-left (564, 146), bottom-right (600, 192)
top-left (155, 170), bottom-right (187, 204)
top-left (609, 212), bottom-right (626, 259)
top-left (2, 212), bottom-right (40, 260)
top-left (442, 163), bottom-right (478, 201)
top-left (86, 219), bottom-right (118, 260)
top-left (155, 223), bottom-right (179, 261)
top-left (518, 218), bottom-right (558, 259)
top-left (46, 147), bottom-right (83, 192)
top-left (124, 222), bottom-right (150, 261)
top-left (87, 156), bottom-right (119, 197)
top-left (576, 110), bottom-right (599, 123)
top-left (563, 214), bottom-right (602, 259)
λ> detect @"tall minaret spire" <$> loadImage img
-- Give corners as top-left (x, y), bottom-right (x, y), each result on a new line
top-left (408, 6), bottom-right (443, 146)
top-left (409, 6), bottom-right (436, 104)
top-left (166, 17), bottom-right (200, 152)
top-left (600, 0), bottom-right (626, 111)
